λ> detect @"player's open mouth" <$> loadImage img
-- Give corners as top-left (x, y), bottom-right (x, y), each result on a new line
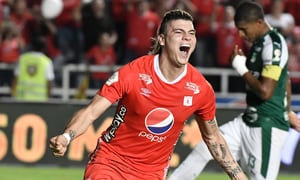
top-left (179, 44), bottom-right (190, 57)
top-left (180, 45), bottom-right (190, 52)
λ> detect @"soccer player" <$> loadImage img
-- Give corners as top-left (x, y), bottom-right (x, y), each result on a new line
top-left (169, 1), bottom-right (300, 180)
top-left (49, 9), bottom-right (247, 180)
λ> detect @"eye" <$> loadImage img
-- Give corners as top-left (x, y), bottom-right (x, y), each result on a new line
top-left (189, 31), bottom-right (196, 36)
top-left (174, 30), bottom-right (182, 34)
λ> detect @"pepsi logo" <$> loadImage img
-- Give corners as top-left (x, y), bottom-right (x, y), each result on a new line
top-left (145, 108), bottom-right (174, 135)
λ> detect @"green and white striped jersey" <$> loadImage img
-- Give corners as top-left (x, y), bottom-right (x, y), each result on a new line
top-left (242, 29), bottom-right (290, 131)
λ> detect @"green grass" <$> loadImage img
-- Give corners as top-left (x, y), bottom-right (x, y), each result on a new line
top-left (0, 166), bottom-right (299, 180)
top-left (0, 166), bottom-right (84, 180)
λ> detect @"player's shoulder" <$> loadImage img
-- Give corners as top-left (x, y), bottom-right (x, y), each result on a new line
top-left (120, 55), bottom-right (154, 73)
top-left (264, 29), bottom-right (286, 45)
top-left (132, 54), bottom-right (155, 65)
top-left (186, 64), bottom-right (214, 92)
top-left (116, 55), bottom-right (155, 79)
top-left (186, 64), bottom-right (207, 82)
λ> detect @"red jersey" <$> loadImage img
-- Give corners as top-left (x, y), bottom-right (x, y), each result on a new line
top-left (0, 38), bottom-right (22, 63)
top-left (285, 0), bottom-right (300, 25)
top-left (86, 46), bottom-right (116, 80)
top-left (91, 55), bottom-right (216, 173)
top-left (191, 0), bottom-right (224, 36)
top-left (215, 24), bottom-right (245, 67)
top-left (54, 0), bottom-right (82, 27)
top-left (126, 9), bottom-right (161, 55)
top-left (9, 11), bottom-right (33, 44)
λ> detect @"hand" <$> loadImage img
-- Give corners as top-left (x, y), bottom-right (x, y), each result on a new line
top-left (231, 45), bottom-right (248, 76)
top-left (49, 134), bottom-right (69, 157)
top-left (231, 45), bottom-right (245, 58)
top-left (288, 111), bottom-right (300, 132)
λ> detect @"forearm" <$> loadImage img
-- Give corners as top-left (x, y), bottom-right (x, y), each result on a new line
top-left (63, 108), bottom-right (96, 141)
top-left (49, 96), bottom-right (111, 157)
top-left (63, 95), bottom-right (111, 142)
top-left (205, 133), bottom-right (246, 179)
top-left (242, 73), bottom-right (270, 100)
top-left (197, 117), bottom-right (247, 179)
top-left (231, 50), bottom-right (274, 100)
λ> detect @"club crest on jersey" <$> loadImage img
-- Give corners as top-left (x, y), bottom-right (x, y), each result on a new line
top-left (139, 73), bottom-right (152, 85)
top-left (273, 49), bottom-right (281, 61)
top-left (105, 72), bottom-right (119, 86)
top-left (185, 82), bottom-right (200, 94)
top-left (183, 96), bottom-right (193, 106)
top-left (145, 108), bottom-right (174, 135)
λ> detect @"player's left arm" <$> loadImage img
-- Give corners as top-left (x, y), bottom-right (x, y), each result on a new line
top-left (242, 65), bottom-right (278, 100)
top-left (195, 116), bottom-right (247, 180)
top-left (231, 44), bottom-right (281, 100)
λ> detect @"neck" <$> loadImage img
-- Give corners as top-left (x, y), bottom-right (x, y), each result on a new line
top-left (158, 54), bottom-right (185, 82)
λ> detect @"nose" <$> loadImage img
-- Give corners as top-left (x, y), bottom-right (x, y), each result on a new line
top-left (183, 32), bottom-right (193, 41)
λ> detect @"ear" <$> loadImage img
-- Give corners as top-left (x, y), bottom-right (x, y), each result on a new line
top-left (257, 18), bottom-right (265, 25)
top-left (158, 34), bottom-right (165, 46)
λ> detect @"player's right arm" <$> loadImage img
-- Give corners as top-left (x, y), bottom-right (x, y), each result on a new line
top-left (195, 116), bottom-right (247, 180)
top-left (49, 94), bottom-right (112, 157)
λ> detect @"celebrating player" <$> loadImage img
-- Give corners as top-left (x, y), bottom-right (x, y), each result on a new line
top-left (49, 9), bottom-right (247, 180)
top-left (169, 1), bottom-right (298, 180)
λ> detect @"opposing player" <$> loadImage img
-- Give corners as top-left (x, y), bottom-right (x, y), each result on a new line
top-left (169, 1), bottom-right (297, 180)
top-left (49, 9), bottom-right (247, 180)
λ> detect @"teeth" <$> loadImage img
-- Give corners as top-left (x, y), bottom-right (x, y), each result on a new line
top-left (181, 44), bottom-right (190, 47)
top-left (180, 45), bottom-right (190, 52)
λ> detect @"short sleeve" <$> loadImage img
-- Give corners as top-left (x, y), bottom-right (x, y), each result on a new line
top-left (98, 65), bottom-right (131, 103)
top-left (194, 81), bottom-right (216, 121)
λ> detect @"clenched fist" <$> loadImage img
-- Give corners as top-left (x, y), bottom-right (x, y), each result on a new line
top-left (49, 134), bottom-right (69, 157)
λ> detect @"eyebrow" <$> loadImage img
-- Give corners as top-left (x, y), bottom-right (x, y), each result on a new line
top-left (172, 28), bottom-right (196, 33)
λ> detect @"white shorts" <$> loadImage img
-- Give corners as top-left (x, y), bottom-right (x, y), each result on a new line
top-left (220, 114), bottom-right (289, 180)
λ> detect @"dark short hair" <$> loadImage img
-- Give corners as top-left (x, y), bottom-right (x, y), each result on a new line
top-left (158, 9), bottom-right (194, 35)
top-left (150, 9), bottom-right (194, 54)
top-left (234, 1), bottom-right (264, 24)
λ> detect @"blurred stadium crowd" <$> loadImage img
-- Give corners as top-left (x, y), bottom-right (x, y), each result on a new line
top-left (1, 0), bottom-right (300, 94)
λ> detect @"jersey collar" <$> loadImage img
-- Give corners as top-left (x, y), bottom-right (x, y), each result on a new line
top-left (153, 54), bottom-right (187, 84)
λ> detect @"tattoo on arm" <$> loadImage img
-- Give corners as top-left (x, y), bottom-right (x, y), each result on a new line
top-left (208, 118), bottom-right (217, 125)
top-left (211, 143), bottom-right (219, 157)
top-left (221, 157), bottom-right (243, 178)
top-left (202, 117), bottom-right (244, 178)
top-left (69, 130), bottom-right (76, 140)
top-left (219, 159), bottom-right (243, 178)
top-left (230, 166), bottom-right (243, 178)
top-left (208, 141), bottom-right (242, 178)
top-left (210, 143), bottom-right (227, 160)
top-left (220, 144), bottom-right (226, 159)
